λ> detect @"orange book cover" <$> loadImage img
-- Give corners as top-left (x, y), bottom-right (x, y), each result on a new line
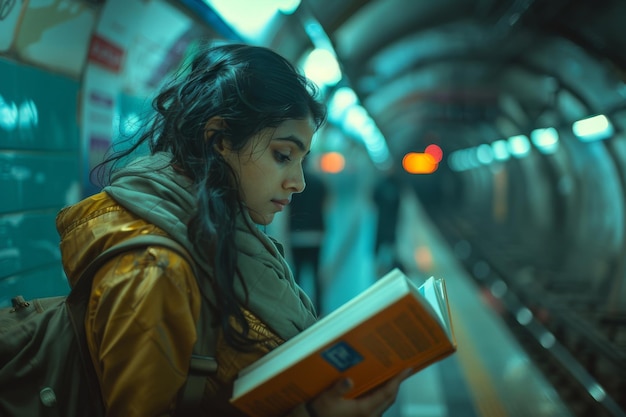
top-left (230, 269), bottom-right (456, 417)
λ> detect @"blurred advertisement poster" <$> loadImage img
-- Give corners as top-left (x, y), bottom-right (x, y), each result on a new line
top-left (12, 0), bottom-right (96, 76)
top-left (80, 0), bottom-right (200, 195)
top-left (87, 34), bottom-right (124, 73)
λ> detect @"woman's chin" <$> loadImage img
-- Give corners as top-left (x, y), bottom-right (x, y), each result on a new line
top-left (250, 212), bottom-right (274, 225)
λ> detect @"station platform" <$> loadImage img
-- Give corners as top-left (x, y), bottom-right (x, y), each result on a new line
top-left (380, 192), bottom-right (574, 417)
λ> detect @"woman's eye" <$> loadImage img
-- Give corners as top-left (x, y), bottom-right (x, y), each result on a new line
top-left (274, 151), bottom-right (291, 163)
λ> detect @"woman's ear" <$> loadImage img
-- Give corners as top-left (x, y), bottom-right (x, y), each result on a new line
top-left (204, 116), bottom-right (227, 152)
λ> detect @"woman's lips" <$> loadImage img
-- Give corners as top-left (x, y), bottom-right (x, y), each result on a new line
top-left (272, 199), bottom-right (290, 211)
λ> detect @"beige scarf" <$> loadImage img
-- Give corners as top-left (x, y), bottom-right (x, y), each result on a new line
top-left (103, 152), bottom-right (317, 342)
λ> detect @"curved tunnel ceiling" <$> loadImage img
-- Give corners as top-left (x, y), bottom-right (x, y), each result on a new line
top-left (295, 0), bottom-right (626, 154)
top-left (262, 0), bottom-right (626, 269)
top-left (265, 0), bottom-right (626, 252)
top-left (295, 0), bottom-right (624, 256)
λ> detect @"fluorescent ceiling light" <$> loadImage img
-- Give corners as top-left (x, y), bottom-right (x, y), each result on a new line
top-left (572, 114), bottom-right (614, 142)
top-left (531, 127), bottom-right (559, 154)
top-left (302, 48), bottom-right (342, 88)
top-left (508, 135), bottom-right (531, 158)
top-left (203, 0), bottom-right (282, 40)
top-left (476, 144), bottom-right (494, 164)
top-left (491, 139), bottom-right (510, 161)
top-left (328, 87), bottom-right (358, 122)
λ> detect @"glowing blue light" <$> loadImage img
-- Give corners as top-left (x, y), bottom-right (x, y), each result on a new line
top-left (303, 48), bottom-right (342, 88)
top-left (491, 139), bottom-right (510, 161)
top-left (203, 0), bottom-right (282, 40)
top-left (531, 127), bottom-right (559, 154)
top-left (572, 114), bottom-right (614, 142)
top-left (508, 135), bottom-right (531, 158)
top-left (328, 88), bottom-right (358, 123)
top-left (476, 144), bottom-right (494, 164)
top-left (448, 148), bottom-right (481, 172)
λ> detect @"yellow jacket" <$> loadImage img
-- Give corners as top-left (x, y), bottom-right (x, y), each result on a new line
top-left (56, 191), bottom-right (285, 416)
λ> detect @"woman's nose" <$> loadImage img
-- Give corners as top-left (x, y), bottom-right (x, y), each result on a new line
top-left (287, 165), bottom-right (306, 193)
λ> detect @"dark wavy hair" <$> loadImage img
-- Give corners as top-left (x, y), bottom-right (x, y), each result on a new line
top-left (99, 42), bottom-right (326, 348)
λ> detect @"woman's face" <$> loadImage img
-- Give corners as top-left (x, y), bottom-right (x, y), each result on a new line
top-left (221, 118), bottom-right (315, 225)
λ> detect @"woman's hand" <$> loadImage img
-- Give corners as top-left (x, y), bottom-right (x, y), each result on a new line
top-left (290, 368), bottom-right (413, 417)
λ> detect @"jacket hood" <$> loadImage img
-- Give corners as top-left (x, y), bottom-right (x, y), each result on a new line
top-left (56, 152), bottom-right (193, 285)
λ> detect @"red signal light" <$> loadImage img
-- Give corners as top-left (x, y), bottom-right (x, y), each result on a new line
top-left (425, 144), bottom-right (443, 162)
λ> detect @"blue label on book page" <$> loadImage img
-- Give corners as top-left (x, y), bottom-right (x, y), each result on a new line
top-left (321, 341), bottom-right (364, 372)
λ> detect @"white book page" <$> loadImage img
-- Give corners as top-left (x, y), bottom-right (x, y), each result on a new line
top-left (418, 277), bottom-right (447, 329)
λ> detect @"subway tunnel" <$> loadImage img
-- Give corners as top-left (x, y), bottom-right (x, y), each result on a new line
top-left (1, 0), bottom-right (625, 416)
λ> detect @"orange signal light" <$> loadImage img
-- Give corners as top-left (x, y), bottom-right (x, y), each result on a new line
top-left (319, 151), bottom-right (345, 174)
top-left (402, 152), bottom-right (438, 174)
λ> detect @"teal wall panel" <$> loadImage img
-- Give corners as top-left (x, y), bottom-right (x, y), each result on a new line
top-left (0, 152), bottom-right (79, 214)
top-left (0, 211), bottom-right (62, 279)
top-left (0, 58), bottom-right (18, 145)
top-left (0, 57), bottom-right (80, 303)
top-left (0, 58), bottom-right (79, 151)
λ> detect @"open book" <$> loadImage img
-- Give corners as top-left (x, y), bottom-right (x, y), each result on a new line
top-left (230, 268), bottom-right (456, 417)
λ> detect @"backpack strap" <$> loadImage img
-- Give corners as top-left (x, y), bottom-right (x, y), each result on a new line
top-left (66, 234), bottom-right (216, 415)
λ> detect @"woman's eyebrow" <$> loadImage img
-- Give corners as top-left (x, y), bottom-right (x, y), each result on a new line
top-left (274, 136), bottom-right (308, 153)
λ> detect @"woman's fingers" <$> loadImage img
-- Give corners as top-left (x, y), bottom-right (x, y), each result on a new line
top-left (357, 368), bottom-right (413, 415)
top-left (307, 368), bottom-right (413, 417)
top-left (319, 377), bottom-right (355, 402)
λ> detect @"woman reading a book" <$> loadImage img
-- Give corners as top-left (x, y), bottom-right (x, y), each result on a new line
top-left (56, 43), bottom-right (410, 416)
